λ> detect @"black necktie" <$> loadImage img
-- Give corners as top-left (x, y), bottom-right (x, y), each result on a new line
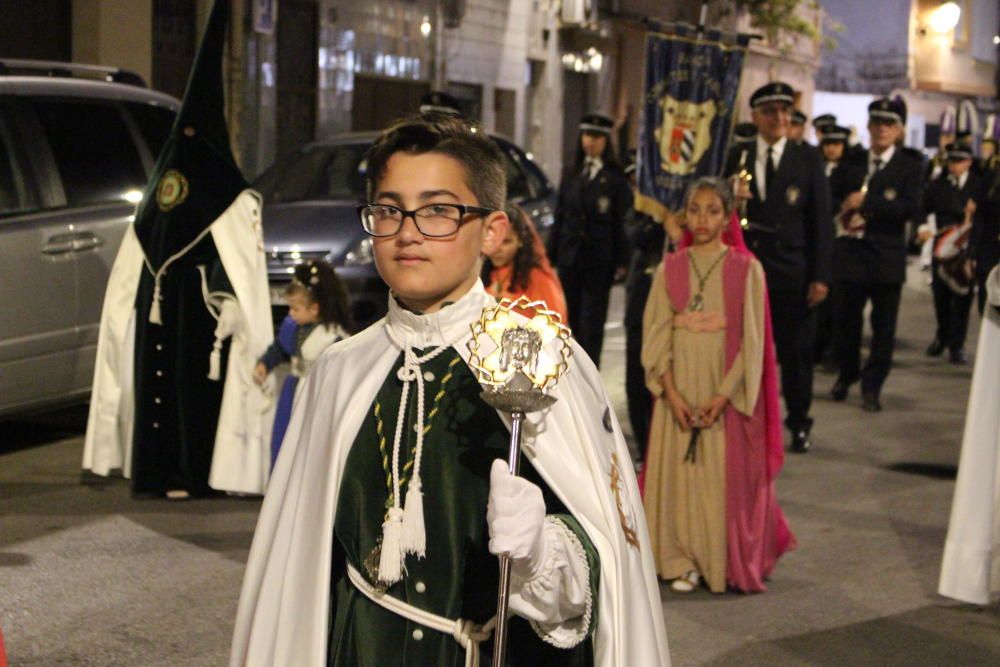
top-left (765, 147), bottom-right (776, 199)
top-left (873, 158), bottom-right (883, 174)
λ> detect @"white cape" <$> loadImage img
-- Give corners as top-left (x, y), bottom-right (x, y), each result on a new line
top-left (230, 282), bottom-right (671, 666)
top-left (82, 190), bottom-right (276, 494)
top-left (939, 267), bottom-right (1000, 605)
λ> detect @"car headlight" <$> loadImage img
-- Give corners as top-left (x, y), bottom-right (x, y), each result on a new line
top-left (344, 236), bottom-right (374, 266)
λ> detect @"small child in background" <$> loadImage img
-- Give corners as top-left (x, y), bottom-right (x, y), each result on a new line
top-left (253, 260), bottom-right (352, 468)
top-left (482, 202), bottom-right (569, 322)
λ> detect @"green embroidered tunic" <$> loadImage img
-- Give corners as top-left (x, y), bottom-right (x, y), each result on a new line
top-left (327, 347), bottom-right (599, 666)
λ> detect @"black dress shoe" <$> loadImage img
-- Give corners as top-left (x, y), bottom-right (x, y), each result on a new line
top-left (926, 339), bottom-right (945, 357)
top-left (830, 380), bottom-right (850, 402)
top-left (790, 430), bottom-right (811, 453)
top-left (861, 392), bottom-right (882, 412)
top-left (948, 349), bottom-right (968, 365)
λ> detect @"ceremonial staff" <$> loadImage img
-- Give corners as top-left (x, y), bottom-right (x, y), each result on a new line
top-left (467, 296), bottom-right (572, 667)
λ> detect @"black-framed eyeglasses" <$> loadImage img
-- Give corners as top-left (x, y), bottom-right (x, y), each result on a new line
top-left (357, 203), bottom-right (495, 238)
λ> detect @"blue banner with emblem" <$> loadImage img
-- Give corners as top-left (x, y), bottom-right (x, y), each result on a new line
top-left (636, 29), bottom-right (747, 222)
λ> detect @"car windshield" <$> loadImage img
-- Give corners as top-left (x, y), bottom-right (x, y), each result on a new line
top-left (255, 143), bottom-right (369, 204)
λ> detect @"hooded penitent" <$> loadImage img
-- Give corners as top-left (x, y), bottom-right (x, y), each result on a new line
top-left (83, 0), bottom-right (275, 496)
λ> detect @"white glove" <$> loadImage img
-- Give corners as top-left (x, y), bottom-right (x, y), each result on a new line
top-left (487, 459), bottom-right (547, 575)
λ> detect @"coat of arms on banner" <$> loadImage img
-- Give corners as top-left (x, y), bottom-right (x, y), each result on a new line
top-left (656, 97), bottom-right (717, 176)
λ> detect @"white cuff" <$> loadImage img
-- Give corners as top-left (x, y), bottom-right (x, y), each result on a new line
top-left (509, 516), bottom-right (594, 649)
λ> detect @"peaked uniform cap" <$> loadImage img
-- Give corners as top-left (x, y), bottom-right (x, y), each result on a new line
top-left (944, 142), bottom-right (974, 161)
top-left (132, 0), bottom-right (248, 268)
top-left (813, 113), bottom-right (837, 130)
top-left (579, 112), bottom-right (614, 134)
top-left (820, 125), bottom-right (850, 144)
top-left (868, 97), bottom-right (906, 125)
top-left (419, 90), bottom-right (462, 116)
top-left (750, 81), bottom-right (794, 108)
top-left (733, 122), bottom-right (757, 145)
top-left (791, 109), bottom-right (807, 125)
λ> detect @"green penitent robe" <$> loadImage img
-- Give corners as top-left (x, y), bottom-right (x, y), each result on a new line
top-left (327, 346), bottom-right (599, 666)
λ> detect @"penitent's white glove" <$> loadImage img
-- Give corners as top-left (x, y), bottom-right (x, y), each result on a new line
top-left (487, 459), bottom-right (547, 576)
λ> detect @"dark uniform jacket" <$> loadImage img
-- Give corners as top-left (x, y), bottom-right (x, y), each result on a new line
top-left (923, 169), bottom-right (983, 232)
top-left (548, 163), bottom-right (631, 274)
top-left (623, 209), bottom-right (666, 328)
top-left (832, 147), bottom-right (924, 284)
top-left (724, 140), bottom-right (833, 292)
top-left (971, 165), bottom-right (1000, 277)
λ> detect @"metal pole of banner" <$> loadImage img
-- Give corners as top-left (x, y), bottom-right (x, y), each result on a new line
top-left (696, 1), bottom-right (709, 38)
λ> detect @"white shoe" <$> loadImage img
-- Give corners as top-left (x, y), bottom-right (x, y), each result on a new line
top-left (670, 570), bottom-right (700, 593)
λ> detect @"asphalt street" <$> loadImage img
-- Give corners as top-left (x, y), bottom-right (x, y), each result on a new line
top-left (2, 264), bottom-right (999, 666)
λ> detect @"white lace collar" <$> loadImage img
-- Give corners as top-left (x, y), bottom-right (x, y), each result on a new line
top-left (385, 280), bottom-right (494, 350)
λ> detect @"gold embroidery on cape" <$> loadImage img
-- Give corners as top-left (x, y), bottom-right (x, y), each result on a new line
top-left (610, 452), bottom-right (640, 549)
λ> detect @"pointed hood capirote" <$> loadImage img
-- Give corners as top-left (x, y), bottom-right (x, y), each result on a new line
top-left (133, 0), bottom-right (248, 269)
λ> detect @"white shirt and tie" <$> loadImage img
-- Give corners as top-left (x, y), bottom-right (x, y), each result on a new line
top-left (755, 135), bottom-right (787, 201)
top-left (868, 144), bottom-right (894, 178)
top-left (583, 157), bottom-right (603, 181)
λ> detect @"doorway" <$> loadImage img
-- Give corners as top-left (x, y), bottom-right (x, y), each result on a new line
top-left (276, 0), bottom-right (319, 158)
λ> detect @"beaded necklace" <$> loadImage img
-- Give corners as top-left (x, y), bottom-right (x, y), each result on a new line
top-left (687, 247), bottom-right (729, 312)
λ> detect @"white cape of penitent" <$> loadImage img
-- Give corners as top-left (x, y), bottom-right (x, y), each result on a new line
top-left (81, 189), bottom-right (276, 494)
top-left (229, 282), bottom-right (671, 666)
top-left (939, 266), bottom-right (1000, 605)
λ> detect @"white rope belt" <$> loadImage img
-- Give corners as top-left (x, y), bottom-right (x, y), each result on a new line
top-left (347, 564), bottom-right (496, 667)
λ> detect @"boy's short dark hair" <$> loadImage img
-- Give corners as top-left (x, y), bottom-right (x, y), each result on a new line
top-left (365, 113), bottom-right (506, 211)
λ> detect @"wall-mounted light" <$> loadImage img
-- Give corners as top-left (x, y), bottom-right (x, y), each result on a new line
top-left (928, 1), bottom-right (961, 33)
top-left (420, 15), bottom-right (432, 38)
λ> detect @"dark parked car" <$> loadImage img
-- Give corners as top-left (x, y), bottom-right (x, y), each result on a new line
top-left (0, 59), bottom-right (179, 417)
top-left (253, 131), bottom-right (557, 327)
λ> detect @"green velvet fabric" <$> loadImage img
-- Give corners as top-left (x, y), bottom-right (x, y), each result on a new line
top-left (328, 347), bottom-right (598, 666)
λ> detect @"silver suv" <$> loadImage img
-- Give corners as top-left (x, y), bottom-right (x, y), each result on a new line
top-left (0, 60), bottom-right (179, 417)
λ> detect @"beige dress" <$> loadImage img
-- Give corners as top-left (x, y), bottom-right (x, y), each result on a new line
top-left (641, 248), bottom-right (765, 592)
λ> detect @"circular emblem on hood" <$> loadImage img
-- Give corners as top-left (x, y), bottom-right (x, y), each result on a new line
top-left (156, 169), bottom-right (189, 212)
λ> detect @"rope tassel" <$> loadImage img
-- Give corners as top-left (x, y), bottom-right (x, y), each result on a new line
top-left (400, 474), bottom-right (426, 557)
top-left (149, 277), bottom-right (163, 325)
top-left (378, 507), bottom-right (405, 585)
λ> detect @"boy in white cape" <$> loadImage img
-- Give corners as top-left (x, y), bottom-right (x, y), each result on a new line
top-left (230, 114), bottom-right (669, 666)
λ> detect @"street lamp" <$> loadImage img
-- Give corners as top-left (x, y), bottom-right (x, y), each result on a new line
top-left (928, 1), bottom-right (961, 33)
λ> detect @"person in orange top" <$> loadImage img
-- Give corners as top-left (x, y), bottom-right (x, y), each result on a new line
top-left (483, 202), bottom-right (569, 323)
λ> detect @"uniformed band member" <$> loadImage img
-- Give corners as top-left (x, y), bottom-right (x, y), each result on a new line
top-left (727, 81), bottom-right (833, 453)
top-left (830, 97), bottom-right (924, 412)
top-left (622, 154), bottom-right (668, 461)
top-left (548, 112), bottom-right (631, 367)
top-left (789, 109), bottom-right (808, 144)
top-left (815, 125), bottom-right (852, 366)
top-left (924, 142), bottom-right (982, 364)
